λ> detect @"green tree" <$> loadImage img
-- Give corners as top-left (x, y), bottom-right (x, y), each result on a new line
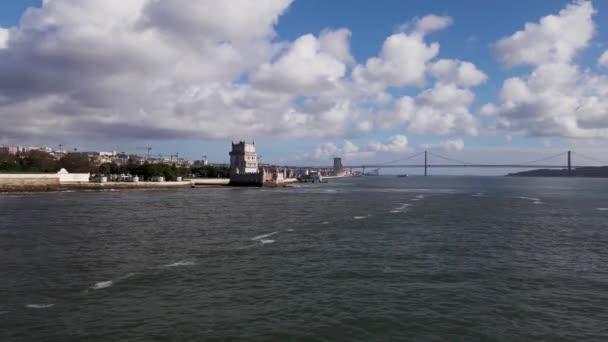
top-left (98, 162), bottom-right (113, 176)
top-left (21, 150), bottom-right (58, 172)
top-left (59, 153), bottom-right (91, 173)
top-left (0, 151), bottom-right (20, 172)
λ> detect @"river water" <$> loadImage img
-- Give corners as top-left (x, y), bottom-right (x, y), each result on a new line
top-left (1, 176), bottom-right (608, 341)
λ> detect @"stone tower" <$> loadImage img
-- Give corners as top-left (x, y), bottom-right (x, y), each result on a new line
top-left (229, 141), bottom-right (258, 175)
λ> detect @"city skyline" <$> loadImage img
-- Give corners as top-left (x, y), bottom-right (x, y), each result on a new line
top-left (1, 0), bottom-right (608, 167)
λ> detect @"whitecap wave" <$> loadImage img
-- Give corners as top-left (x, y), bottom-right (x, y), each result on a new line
top-left (0, 310), bottom-right (8, 315)
top-left (390, 203), bottom-right (410, 213)
top-left (251, 231), bottom-right (279, 241)
top-left (353, 215), bottom-right (370, 220)
top-left (321, 222), bottom-right (329, 225)
top-left (597, 208), bottom-right (608, 211)
top-left (260, 239), bottom-right (275, 244)
top-left (472, 192), bottom-right (485, 197)
top-left (286, 228), bottom-right (295, 232)
top-left (163, 261), bottom-right (195, 267)
top-left (516, 196), bottom-right (541, 202)
top-left (26, 304), bottom-right (55, 309)
top-left (91, 280), bottom-right (113, 290)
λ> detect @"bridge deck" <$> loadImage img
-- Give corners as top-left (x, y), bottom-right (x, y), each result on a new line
top-left (284, 165), bottom-right (596, 169)
top-left (346, 164), bottom-right (595, 169)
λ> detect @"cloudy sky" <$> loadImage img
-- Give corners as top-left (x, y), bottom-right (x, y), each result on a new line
top-left (1, 0), bottom-right (607, 168)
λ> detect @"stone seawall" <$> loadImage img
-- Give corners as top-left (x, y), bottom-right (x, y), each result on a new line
top-left (60, 182), bottom-right (192, 191)
top-left (0, 177), bottom-right (61, 192)
top-left (188, 178), bottom-right (230, 186)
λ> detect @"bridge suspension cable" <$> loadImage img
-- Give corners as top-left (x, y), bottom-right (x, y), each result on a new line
top-left (512, 151), bottom-right (567, 166)
top-left (377, 151), bottom-right (425, 166)
top-left (426, 151), bottom-right (475, 166)
top-left (572, 152), bottom-right (607, 166)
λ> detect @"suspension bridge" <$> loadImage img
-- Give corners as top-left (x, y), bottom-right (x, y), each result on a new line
top-left (348, 150), bottom-right (606, 176)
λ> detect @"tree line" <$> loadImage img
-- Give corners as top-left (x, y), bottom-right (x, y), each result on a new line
top-left (0, 150), bottom-right (230, 180)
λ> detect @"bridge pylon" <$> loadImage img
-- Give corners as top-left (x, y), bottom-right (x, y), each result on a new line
top-left (424, 151), bottom-right (428, 176)
top-left (568, 151), bottom-right (572, 177)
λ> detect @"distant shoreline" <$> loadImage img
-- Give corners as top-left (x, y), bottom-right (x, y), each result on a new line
top-left (507, 166), bottom-right (608, 178)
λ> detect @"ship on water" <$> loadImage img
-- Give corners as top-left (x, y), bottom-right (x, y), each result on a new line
top-left (297, 172), bottom-right (327, 183)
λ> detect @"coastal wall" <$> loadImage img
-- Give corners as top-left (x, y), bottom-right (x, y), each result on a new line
top-left (188, 178), bottom-right (230, 186)
top-left (60, 181), bottom-right (192, 191)
top-left (0, 174), bottom-right (61, 192)
top-left (58, 173), bottom-right (90, 183)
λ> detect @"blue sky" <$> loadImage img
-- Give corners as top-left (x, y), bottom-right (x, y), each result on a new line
top-left (0, 0), bottom-right (607, 171)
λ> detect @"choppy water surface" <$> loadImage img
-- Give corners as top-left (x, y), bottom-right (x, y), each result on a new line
top-left (1, 176), bottom-right (608, 341)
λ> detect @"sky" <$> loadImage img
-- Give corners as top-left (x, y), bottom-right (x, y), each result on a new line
top-left (1, 0), bottom-right (607, 171)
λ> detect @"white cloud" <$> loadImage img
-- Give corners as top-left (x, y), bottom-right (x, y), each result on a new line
top-left (251, 32), bottom-right (348, 96)
top-left (480, 103), bottom-right (498, 116)
top-left (494, 1), bottom-right (595, 66)
top-left (0, 28), bottom-right (8, 49)
top-left (388, 83), bottom-right (479, 136)
top-left (494, 1), bottom-right (608, 138)
top-left (312, 142), bottom-right (340, 160)
top-left (599, 50), bottom-right (608, 67)
top-left (141, 0), bottom-right (292, 42)
top-left (319, 28), bottom-right (355, 64)
top-left (428, 59), bottom-right (487, 87)
top-left (368, 135), bottom-right (409, 152)
top-left (420, 138), bottom-right (464, 152)
top-left (352, 31), bottom-right (440, 88)
top-left (308, 135), bottom-right (410, 161)
top-left (0, 1), bottom-right (484, 144)
top-left (309, 140), bottom-right (370, 161)
top-left (414, 15), bottom-right (453, 35)
top-left (496, 63), bottom-right (608, 138)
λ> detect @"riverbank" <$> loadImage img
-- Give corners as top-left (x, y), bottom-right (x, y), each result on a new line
top-left (507, 166), bottom-right (608, 177)
top-left (1, 177), bottom-right (303, 193)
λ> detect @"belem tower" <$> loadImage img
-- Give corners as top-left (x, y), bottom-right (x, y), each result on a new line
top-left (228, 141), bottom-right (285, 187)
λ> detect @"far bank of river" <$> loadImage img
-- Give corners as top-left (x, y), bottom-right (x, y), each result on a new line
top-left (507, 166), bottom-right (608, 177)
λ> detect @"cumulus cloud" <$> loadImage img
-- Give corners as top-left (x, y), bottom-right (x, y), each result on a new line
top-left (429, 59), bottom-right (487, 87)
top-left (383, 82), bottom-right (479, 136)
top-left (494, 1), bottom-right (608, 138)
top-left (420, 138), bottom-right (464, 152)
top-left (310, 140), bottom-right (370, 161)
top-left (141, 0), bottom-right (292, 41)
top-left (312, 142), bottom-right (340, 160)
top-left (493, 1), bottom-right (595, 66)
top-left (0, 1), bottom-right (483, 144)
top-left (368, 135), bottom-right (409, 152)
top-left (599, 50), bottom-right (608, 67)
top-left (319, 28), bottom-right (355, 64)
top-left (352, 31), bottom-right (440, 88)
top-left (251, 32), bottom-right (348, 96)
top-left (0, 28), bottom-right (8, 49)
top-left (414, 15), bottom-right (454, 35)
top-left (479, 103), bottom-right (498, 116)
top-left (309, 135), bottom-right (410, 161)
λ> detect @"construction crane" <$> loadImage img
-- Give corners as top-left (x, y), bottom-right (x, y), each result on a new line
top-left (135, 146), bottom-right (152, 158)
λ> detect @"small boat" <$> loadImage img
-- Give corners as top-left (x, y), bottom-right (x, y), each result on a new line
top-left (397, 174), bottom-right (408, 178)
top-left (297, 173), bottom-right (328, 183)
